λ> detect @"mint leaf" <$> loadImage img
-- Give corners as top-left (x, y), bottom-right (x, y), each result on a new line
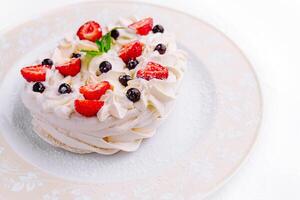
top-left (96, 32), bottom-right (111, 53)
top-left (80, 50), bottom-right (102, 67)
top-left (80, 50), bottom-right (102, 56)
top-left (95, 27), bottom-right (125, 53)
top-left (95, 40), bottom-right (102, 51)
top-left (101, 32), bottom-right (111, 53)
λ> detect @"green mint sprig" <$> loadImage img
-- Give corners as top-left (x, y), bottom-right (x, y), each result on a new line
top-left (80, 27), bottom-right (125, 57)
top-left (96, 32), bottom-right (111, 53)
top-left (80, 50), bottom-right (102, 57)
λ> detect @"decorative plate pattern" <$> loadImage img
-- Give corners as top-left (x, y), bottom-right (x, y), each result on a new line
top-left (0, 1), bottom-right (262, 199)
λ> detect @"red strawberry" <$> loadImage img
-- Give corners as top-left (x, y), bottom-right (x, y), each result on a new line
top-left (79, 81), bottom-right (112, 100)
top-left (55, 58), bottom-right (81, 77)
top-left (128, 17), bottom-right (153, 36)
top-left (20, 65), bottom-right (49, 82)
top-left (118, 41), bottom-right (143, 63)
top-left (74, 99), bottom-right (104, 117)
top-left (76, 21), bottom-right (102, 42)
top-left (137, 62), bottom-right (169, 80)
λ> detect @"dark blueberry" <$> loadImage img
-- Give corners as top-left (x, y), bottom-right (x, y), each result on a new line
top-left (126, 88), bottom-right (141, 102)
top-left (152, 24), bottom-right (164, 33)
top-left (32, 82), bottom-right (45, 93)
top-left (42, 58), bottom-right (53, 66)
top-left (119, 74), bottom-right (132, 87)
top-left (99, 61), bottom-right (112, 73)
top-left (111, 29), bottom-right (120, 40)
top-left (58, 83), bottom-right (72, 94)
top-left (71, 53), bottom-right (81, 58)
top-left (126, 59), bottom-right (139, 70)
top-left (154, 43), bottom-right (167, 55)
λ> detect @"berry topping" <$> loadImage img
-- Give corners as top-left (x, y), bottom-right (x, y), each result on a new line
top-left (128, 17), bottom-right (153, 36)
top-left (58, 83), bottom-right (72, 94)
top-left (42, 58), bottom-right (53, 66)
top-left (119, 74), bottom-right (132, 87)
top-left (32, 82), bottom-right (45, 93)
top-left (126, 59), bottom-right (139, 70)
top-left (119, 41), bottom-right (143, 63)
top-left (55, 58), bottom-right (81, 77)
top-left (76, 21), bottom-right (102, 42)
top-left (137, 62), bottom-right (169, 80)
top-left (99, 61), bottom-right (112, 73)
top-left (154, 43), bottom-right (167, 55)
top-left (126, 88), bottom-right (141, 102)
top-left (71, 53), bottom-right (81, 58)
top-left (20, 65), bottom-right (48, 82)
top-left (152, 24), bottom-right (164, 33)
top-left (111, 29), bottom-right (120, 40)
top-left (79, 81), bottom-right (111, 100)
top-left (74, 99), bottom-right (104, 117)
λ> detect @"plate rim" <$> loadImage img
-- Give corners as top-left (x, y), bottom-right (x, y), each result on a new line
top-left (0, 1), bottom-right (263, 199)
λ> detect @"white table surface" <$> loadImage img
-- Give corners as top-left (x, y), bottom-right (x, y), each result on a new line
top-left (0, 0), bottom-right (299, 199)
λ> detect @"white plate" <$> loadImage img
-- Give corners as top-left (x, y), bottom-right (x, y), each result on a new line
top-left (0, 1), bottom-right (262, 199)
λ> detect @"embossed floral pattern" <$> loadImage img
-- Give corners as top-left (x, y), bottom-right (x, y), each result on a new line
top-left (43, 190), bottom-right (60, 200)
top-left (0, 146), bottom-right (4, 155)
top-left (8, 172), bottom-right (43, 192)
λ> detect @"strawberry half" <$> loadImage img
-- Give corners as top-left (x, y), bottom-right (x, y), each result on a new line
top-left (76, 21), bottom-right (102, 42)
top-left (137, 62), bottom-right (169, 80)
top-left (74, 99), bottom-right (104, 117)
top-left (79, 81), bottom-right (112, 100)
top-left (20, 65), bottom-right (49, 82)
top-left (118, 41), bottom-right (143, 63)
top-left (128, 17), bottom-right (153, 36)
top-left (55, 58), bottom-right (81, 77)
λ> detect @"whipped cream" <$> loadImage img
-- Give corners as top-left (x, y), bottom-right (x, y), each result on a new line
top-left (22, 17), bottom-right (187, 154)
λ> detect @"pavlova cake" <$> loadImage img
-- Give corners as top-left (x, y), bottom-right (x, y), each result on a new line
top-left (20, 17), bottom-right (187, 155)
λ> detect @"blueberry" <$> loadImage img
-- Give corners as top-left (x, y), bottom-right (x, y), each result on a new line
top-left (32, 82), bottom-right (45, 93)
top-left (152, 24), bottom-right (164, 33)
top-left (111, 29), bottom-right (120, 40)
top-left (42, 58), bottom-right (53, 66)
top-left (99, 61), bottom-right (112, 73)
top-left (119, 74), bottom-right (132, 87)
top-left (126, 88), bottom-right (141, 102)
top-left (71, 53), bottom-right (81, 58)
top-left (126, 59), bottom-right (139, 70)
top-left (58, 83), bottom-right (72, 94)
top-left (154, 43), bottom-right (167, 55)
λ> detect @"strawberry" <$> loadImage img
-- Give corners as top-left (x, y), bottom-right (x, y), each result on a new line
top-left (128, 17), bottom-right (153, 36)
top-left (118, 41), bottom-right (143, 63)
top-left (74, 99), bottom-right (104, 117)
top-left (76, 21), bottom-right (102, 42)
top-left (137, 62), bottom-right (169, 80)
top-left (79, 81), bottom-right (112, 100)
top-left (20, 65), bottom-right (49, 82)
top-left (55, 58), bottom-right (81, 77)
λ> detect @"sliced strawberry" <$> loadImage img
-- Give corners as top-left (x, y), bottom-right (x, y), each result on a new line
top-left (79, 81), bottom-right (112, 100)
top-left (76, 21), bottom-right (102, 42)
top-left (137, 62), bottom-right (169, 80)
top-left (74, 99), bottom-right (104, 117)
top-left (20, 65), bottom-right (48, 82)
top-left (118, 41), bottom-right (143, 63)
top-left (55, 58), bottom-right (81, 77)
top-left (128, 17), bottom-right (153, 36)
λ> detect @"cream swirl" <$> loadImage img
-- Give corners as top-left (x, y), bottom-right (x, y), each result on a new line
top-left (21, 17), bottom-right (187, 154)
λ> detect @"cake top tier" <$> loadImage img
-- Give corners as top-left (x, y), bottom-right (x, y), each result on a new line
top-left (20, 17), bottom-right (187, 121)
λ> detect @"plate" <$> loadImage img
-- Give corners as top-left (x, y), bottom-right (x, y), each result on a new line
top-left (0, 1), bottom-right (262, 199)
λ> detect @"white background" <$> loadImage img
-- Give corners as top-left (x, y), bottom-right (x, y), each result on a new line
top-left (0, 0), bottom-right (299, 199)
